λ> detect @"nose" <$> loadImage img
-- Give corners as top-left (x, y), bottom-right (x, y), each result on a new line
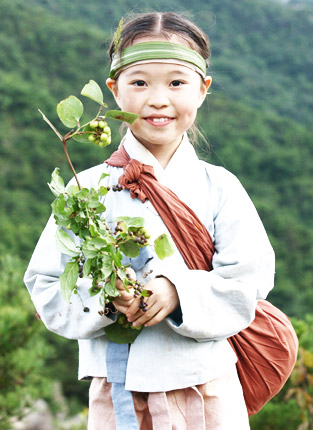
top-left (147, 87), bottom-right (170, 109)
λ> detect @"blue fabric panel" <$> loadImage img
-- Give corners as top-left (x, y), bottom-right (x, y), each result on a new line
top-left (106, 342), bottom-right (139, 430)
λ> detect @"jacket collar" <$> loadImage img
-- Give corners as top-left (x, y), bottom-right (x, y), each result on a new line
top-left (122, 129), bottom-right (200, 184)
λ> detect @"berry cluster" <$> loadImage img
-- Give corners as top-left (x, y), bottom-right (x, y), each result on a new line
top-left (112, 184), bottom-right (125, 192)
top-left (117, 314), bottom-right (142, 330)
top-left (88, 117), bottom-right (112, 147)
top-left (114, 223), bottom-right (151, 248)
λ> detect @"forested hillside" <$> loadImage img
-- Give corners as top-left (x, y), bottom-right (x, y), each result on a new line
top-left (0, 0), bottom-right (312, 427)
top-left (1, 0), bottom-right (312, 314)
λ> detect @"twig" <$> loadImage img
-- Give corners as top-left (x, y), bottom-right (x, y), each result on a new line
top-left (62, 137), bottom-right (81, 190)
top-left (38, 109), bottom-right (63, 141)
top-left (38, 109), bottom-right (81, 190)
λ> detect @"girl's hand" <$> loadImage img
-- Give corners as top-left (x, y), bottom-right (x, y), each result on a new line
top-left (126, 276), bottom-right (179, 328)
top-left (112, 268), bottom-right (136, 314)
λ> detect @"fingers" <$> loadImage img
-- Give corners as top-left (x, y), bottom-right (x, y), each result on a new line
top-left (126, 301), bottom-right (168, 328)
top-left (125, 276), bottom-right (179, 327)
top-left (126, 295), bottom-right (162, 327)
top-left (116, 267), bottom-right (136, 291)
top-left (114, 274), bottom-right (179, 328)
top-left (114, 266), bottom-right (137, 303)
top-left (113, 303), bottom-right (132, 314)
top-left (126, 267), bottom-right (136, 281)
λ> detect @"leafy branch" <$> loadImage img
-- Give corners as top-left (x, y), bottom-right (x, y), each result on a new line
top-left (40, 80), bottom-right (175, 343)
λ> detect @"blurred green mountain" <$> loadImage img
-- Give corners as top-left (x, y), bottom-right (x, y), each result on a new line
top-left (0, 0), bottom-right (312, 317)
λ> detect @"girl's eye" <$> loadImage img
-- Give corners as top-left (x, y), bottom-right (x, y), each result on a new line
top-left (132, 80), bottom-right (146, 87)
top-left (170, 80), bottom-right (184, 87)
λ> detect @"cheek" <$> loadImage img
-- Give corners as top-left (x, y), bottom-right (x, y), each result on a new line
top-left (178, 93), bottom-right (201, 119)
top-left (118, 92), bottom-right (141, 113)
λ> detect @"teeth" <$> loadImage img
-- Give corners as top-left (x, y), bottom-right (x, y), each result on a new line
top-left (151, 117), bottom-right (170, 123)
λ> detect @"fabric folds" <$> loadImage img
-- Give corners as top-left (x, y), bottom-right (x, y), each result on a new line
top-left (106, 146), bottom-right (214, 271)
top-left (105, 144), bottom-right (298, 416)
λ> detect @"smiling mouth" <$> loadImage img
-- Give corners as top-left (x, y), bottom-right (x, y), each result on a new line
top-left (145, 116), bottom-right (174, 126)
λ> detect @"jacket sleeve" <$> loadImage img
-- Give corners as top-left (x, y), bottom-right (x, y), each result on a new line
top-left (157, 168), bottom-right (275, 341)
top-left (23, 164), bottom-right (120, 340)
top-left (24, 214), bottom-right (117, 340)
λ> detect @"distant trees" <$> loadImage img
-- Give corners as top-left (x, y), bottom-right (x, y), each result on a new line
top-left (0, 0), bottom-right (312, 427)
top-left (0, 256), bottom-right (53, 428)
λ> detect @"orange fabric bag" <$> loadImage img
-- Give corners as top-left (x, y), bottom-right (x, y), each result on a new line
top-left (106, 147), bottom-right (298, 416)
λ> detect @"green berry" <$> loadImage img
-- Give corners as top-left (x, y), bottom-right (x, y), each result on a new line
top-left (99, 134), bottom-right (111, 147)
top-left (90, 120), bottom-right (99, 129)
top-left (103, 126), bottom-right (111, 134)
top-left (88, 134), bottom-right (96, 142)
top-left (98, 120), bottom-right (107, 129)
top-left (117, 314), bottom-right (126, 324)
top-left (100, 133), bottom-right (109, 142)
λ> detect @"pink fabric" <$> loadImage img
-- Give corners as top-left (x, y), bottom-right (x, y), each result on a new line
top-left (147, 393), bottom-right (171, 430)
top-left (88, 366), bottom-right (250, 430)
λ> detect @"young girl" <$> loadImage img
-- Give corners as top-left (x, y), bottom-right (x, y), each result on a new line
top-left (24, 12), bottom-right (275, 430)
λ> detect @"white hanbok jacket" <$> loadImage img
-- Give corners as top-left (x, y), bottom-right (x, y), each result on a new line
top-left (24, 130), bottom-right (275, 392)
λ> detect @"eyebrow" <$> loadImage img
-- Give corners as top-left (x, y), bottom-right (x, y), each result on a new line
top-left (125, 69), bottom-right (191, 77)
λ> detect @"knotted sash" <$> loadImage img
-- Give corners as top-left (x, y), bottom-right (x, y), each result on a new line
top-left (106, 146), bottom-right (214, 271)
top-left (105, 145), bottom-right (298, 416)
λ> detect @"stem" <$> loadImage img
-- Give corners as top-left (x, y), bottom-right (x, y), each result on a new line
top-left (68, 104), bottom-right (105, 139)
top-left (38, 109), bottom-right (63, 141)
top-left (62, 138), bottom-right (81, 190)
top-left (38, 109), bottom-right (81, 189)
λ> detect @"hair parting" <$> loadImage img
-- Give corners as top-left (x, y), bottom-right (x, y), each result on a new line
top-left (108, 12), bottom-right (210, 67)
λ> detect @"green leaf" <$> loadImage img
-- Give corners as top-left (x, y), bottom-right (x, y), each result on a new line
top-left (115, 216), bottom-right (132, 222)
top-left (51, 194), bottom-right (66, 217)
top-left (57, 95), bottom-right (83, 128)
top-left (98, 186), bottom-right (109, 196)
top-left (154, 234), bottom-right (175, 260)
top-left (81, 244), bottom-right (98, 259)
top-left (104, 280), bottom-right (119, 297)
top-left (60, 261), bottom-right (79, 302)
top-left (119, 240), bottom-right (140, 258)
top-left (66, 185), bottom-right (80, 196)
top-left (101, 254), bottom-right (113, 279)
top-left (98, 172), bottom-right (110, 185)
top-left (116, 267), bottom-right (127, 283)
top-left (104, 321), bottom-right (143, 344)
top-left (56, 229), bottom-right (80, 257)
top-left (72, 123), bottom-right (94, 144)
top-left (116, 216), bottom-right (145, 228)
top-left (83, 259), bottom-right (92, 277)
top-left (89, 219), bottom-right (100, 237)
top-left (90, 237), bottom-right (109, 249)
top-left (95, 203), bottom-right (106, 214)
top-left (105, 110), bottom-right (139, 124)
top-left (80, 80), bottom-right (106, 106)
top-left (141, 289), bottom-right (153, 298)
top-left (76, 188), bottom-right (90, 200)
top-left (48, 168), bottom-right (65, 197)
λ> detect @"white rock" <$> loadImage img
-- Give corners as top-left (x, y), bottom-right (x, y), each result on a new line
top-left (11, 399), bottom-right (53, 430)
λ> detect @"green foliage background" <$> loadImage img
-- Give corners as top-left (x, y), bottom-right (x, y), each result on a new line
top-left (0, 0), bottom-right (312, 428)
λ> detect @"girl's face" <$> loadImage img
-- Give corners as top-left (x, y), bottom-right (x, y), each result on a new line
top-left (107, 36), bottom-right (212, 163)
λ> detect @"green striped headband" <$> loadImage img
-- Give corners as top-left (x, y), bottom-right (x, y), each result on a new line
top-left (109, 41), bottom-right (207, 79)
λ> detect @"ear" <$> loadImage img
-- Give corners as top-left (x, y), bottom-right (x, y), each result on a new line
top-left (106, 78), bottom-right (121, 107)
top-left (198, 75), bottom-right (212, 107)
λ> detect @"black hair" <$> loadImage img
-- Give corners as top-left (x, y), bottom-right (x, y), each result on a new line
top-left (108, 12), bottom-right (210, 68)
